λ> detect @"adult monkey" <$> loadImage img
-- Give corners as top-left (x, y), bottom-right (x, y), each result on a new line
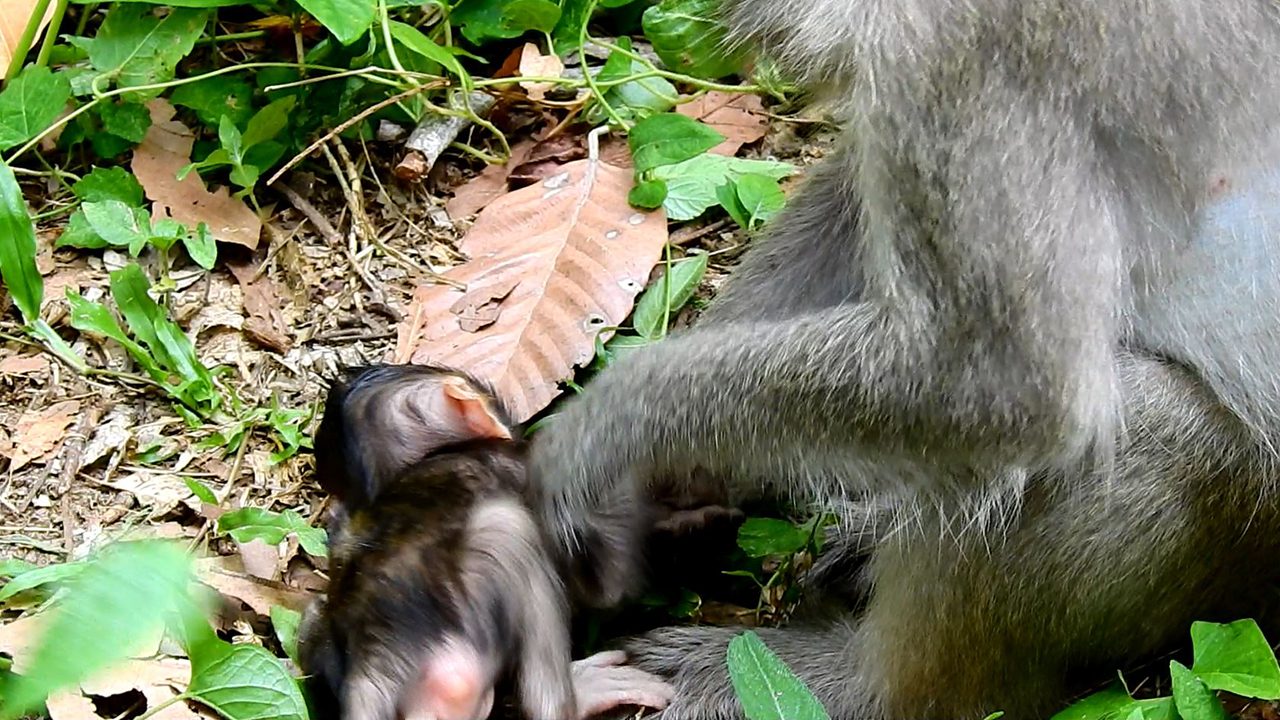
top-left (531, 1), bottom-right (1280, 718)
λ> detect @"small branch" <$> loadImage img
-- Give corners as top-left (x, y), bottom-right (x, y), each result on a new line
top-left (273, 182), bottom-right (388, 303)
top-left (266, 82), bottom-right (444, 186)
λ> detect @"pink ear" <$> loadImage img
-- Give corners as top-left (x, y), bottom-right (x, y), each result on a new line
top-left (400, 642), bottom-right (495, 720)
top-left (442, 379), bottom-right (512, 441)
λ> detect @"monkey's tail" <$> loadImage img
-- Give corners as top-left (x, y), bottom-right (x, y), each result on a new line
top-left (721, 0), bottom-right (860, 86)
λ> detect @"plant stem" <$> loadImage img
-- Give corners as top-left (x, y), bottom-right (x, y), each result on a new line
top-left (73, 2), bottom-right (96, 36)
top-left (196, 29), bottom-right (267, 45)
top-left (591, 38), bottom-right (763, 94)
top-left (4, 0), bottom-right (54, 82)
top-left (34, 0), bottom-right (71, 68)
top-left (5, 62), bottom-right (375, 163)
top-left (135, 693), bottom-right (190, 720)
top-left (578, 0), bottom-right (626, 128)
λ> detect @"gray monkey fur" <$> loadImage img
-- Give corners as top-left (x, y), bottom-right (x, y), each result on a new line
top-left (528, 2), bottom-right (1280, 717)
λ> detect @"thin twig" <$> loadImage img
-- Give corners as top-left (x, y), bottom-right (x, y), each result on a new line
top-left (17, 404), bottom-right (102, 514)
top-left (266, 82), bottom-right (445, 186)
top-left (274, 182), bottom-right (387, 304)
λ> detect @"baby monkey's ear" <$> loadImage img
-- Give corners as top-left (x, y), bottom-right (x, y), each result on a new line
top-left (439, 374), bottom-right (512, 441)
top-left (313, 365), bottom-right (513, 510)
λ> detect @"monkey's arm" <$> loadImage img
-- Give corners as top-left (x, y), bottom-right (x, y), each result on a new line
top-left (537, 300), bottom-right (1109, 514)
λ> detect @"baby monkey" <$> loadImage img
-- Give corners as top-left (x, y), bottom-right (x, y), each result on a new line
top-left (298, 364), bottom-right (673, 720)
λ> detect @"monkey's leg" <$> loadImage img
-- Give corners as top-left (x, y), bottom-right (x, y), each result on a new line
top-left (623, 355), bottom-right (1280, 720)
top-left (623, 623), bottom-right (867, 720)
top-left (696, 147), bottom-right (865, 325)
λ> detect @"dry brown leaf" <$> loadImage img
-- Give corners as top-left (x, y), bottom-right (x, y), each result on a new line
top-left (508, 135), bottom-right (588, 187)
top-left (236, 537), bottom-right (283, 581)
top-left (0, 612), bottom-right (46, 671)
top-left (676, 91), bottom-right (768, 156)
top-left (102, 472), bottom-right (195, 516)
top-left (226, 258), bottom-right (292, 353)
top-left (49, 658), bottom-right (203, 720)
top-left (195, 556), bottom-right (311, 617)
top-left (10, 399), bottom-right (80, 471)
top-left (393, 158), bottom-right (668, 421)
top-left (517, 42), bottom-right (565, 102)
top-left (446, 138), bottom-right (538, 219)
top-left (131, 100), bottom-right (262, 249)
top-left (0, 0), bottom-right (56, 70)
top-left (0, 354), bottom-right (49, 376)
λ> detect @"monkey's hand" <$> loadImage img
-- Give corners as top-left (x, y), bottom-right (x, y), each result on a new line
top-left (623, 624), bottom-right (861, 719)
top-left (573, 650), bottom-right (675, 719)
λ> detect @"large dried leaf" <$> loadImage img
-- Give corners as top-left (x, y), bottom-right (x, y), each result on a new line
top-left (675, 91), bottom-right (768, 157)
top-left (48, 658), bottom-right (203, 720)
top-left (445, 139), bottom-right (536, 219)
top-left (195, 556), bottom-right (310, 617)
top-left (10, 399), bottom-right (80, 471)
top-left (0, 0), bottom-right (56, 71)
top-left (394, 158), bottom-right (668, 421)
top-left (131, 100), bottom-right (261, 249)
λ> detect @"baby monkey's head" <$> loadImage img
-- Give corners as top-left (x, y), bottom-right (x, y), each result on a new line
top-left (300, 365), bottom-right (575, 720)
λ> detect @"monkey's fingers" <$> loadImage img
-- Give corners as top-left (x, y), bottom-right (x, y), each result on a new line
top-left (572, 650), bottom-right (628, 669)
top-left (571, 660), bottom-right (675, 718)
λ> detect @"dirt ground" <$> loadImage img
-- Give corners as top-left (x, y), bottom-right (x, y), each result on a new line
top-left (0, 104), bottom-right (838, 569)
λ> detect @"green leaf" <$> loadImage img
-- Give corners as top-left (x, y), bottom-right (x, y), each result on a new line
top-left (502, 0), bottom-right (562, 33)
top-left (725, 631), bottom-right (829, 720)
top-left (0, 562), bottom-right (85, 602)
top-left (66, 290), bottom-right (164, 380)
top-left (1126, 698), bottom-right (1178, 720)
top-left (242, 96), bottom-right (297, 149)
top-left (628, 179), bottom-right (668, 209)
top-left (296, 0), bottom-right (376, 44)
top-left (270, 605), bottom-right (302, 665)
top-left (109, 265), bottom-right (217, 411)
top-left (1191, 619), bottom-right (1280, 698)
top-left (632, 253), bottom-right (707, 339)
top-left (1051, 683), bottom-right (1135, 720)
top-left (653, 154), bottom-right (793, 221)
top-left (90, 131), bottom-right (136, 159)
top-left (550, 0), bottom-right (591, 54)
top-left (628, 113), bottom-right (724, 175)
top-left (82, 200), bottom-right (150, 248)
top-left (217, 508), bottom-right (329, 558)
top-left (0, 65), bottom-right (72, 151)
top-left (188, 634), bottom-right (310, 720)
top-left (88, 6), bottom-right (209, 98)
top-left (183, 222), bottom-right (218, 269)
top-left (735, 173), bottom-right (786, 229)
top-left (184, 477), bottom-right (218, 505)
top-left (0, 559), bottom-right (36, 578)
top-left (0, 159), bottom-right (43, 324)
top-left (388, 21), bottom-right (464, 78)
top-left (597, 37), bottom-right (678, 122)
top-left (56, 210), bottom-right (108, 249)
top-left (716, 181), bottom-right (749, 228)
top-left (218, 115), bottom-right (244, 160)
top-left (453, 0), bottom-right (526, 44)
top-left (0, 541), bottom-right (195, 720)
top-left (1170, 660), bottom-right (1229, 720)
top-left (642, 0), bottom-right (745, 79)
top-left (736, 518), bottom-right (808, 558)
top-left (97, 101), bottom-right (152, 143)
top-left (171, 74), bottom-right (255, 127)
top-left (71, 167), bottom-right (144, 205)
